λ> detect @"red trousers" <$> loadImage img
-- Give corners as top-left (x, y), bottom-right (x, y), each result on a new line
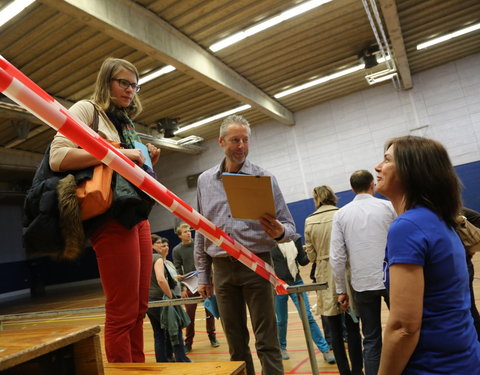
top-left (90, 219), bottom-right (152, 363)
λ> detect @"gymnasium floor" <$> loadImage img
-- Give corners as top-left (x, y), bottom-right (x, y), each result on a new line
top-left (1, 258), bottom-right (479, 375)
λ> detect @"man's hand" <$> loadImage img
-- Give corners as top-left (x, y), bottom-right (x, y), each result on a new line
top-left (181, 289), bottom-right (189, 299)
top-left (198, 284), bottom-right (214, 299)
top-left (259, 214), bottom-right (285, 240)
top-left (337, 293), bottom-right (349, 312)
top-left (177, 274), bottom-right (184, 281)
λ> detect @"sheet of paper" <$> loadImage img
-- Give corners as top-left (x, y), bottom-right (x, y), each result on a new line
top-left (133, 140), bottom-right (153, 169)
top-left (221, 173), bottom-right (276, 220)
top-left (181, 273), bottom-right (198, 294)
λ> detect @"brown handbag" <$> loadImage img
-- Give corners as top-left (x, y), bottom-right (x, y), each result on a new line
top-left (455, 215), bottom-right (480, 254)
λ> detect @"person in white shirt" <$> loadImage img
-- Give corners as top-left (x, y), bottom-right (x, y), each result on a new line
top-left (330, 170), bottom-right (396, 375)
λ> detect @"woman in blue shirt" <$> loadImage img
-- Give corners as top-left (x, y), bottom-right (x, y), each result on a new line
top-left (374, 136), bottom-right (480, 375)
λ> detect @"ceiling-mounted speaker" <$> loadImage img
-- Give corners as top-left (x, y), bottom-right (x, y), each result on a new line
top-left (158, 118), bottom-right (179, 138)
top-left (359, 45), bottom-right (379, 69)
top-left (186, 173), bottom-right (201, 189)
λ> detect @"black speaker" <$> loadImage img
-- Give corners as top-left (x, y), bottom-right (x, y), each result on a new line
top-left (186, 173), bottom-right (201, 189)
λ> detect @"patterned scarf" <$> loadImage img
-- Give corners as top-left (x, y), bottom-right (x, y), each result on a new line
top-left (106, 109), bottom-right (141, 149)
top-left (106, 108), bottom-right (157, 178)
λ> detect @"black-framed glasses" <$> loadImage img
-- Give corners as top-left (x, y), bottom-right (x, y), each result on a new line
top-left (111, 78), bottom-right (141, 92)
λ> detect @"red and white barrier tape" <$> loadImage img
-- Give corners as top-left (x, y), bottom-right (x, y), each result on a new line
top-left (0, 56), bottom-right (288, 295)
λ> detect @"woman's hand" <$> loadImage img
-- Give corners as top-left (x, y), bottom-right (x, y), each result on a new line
top-left (121, 148), bottom-right (145, 166)
top-left (146, 143), bottom-right (161, 165)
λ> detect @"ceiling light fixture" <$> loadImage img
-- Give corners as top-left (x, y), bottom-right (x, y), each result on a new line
top-left (209, 0), bottom-right (332, 52)
top-left (365, 69), bottom-right (397, 85)
top-left (173, 56), bottom-right (393, 134)
top-left (175, 104), bottom-right (251, 135)
top-left (274, 64), bottom-right (364, 99)
top-left (0, 0), bottom-right (35, 28)
top-left (416, 22), bottom-right (480, 50)
top-left (138, 65), bottom-right (176, 85)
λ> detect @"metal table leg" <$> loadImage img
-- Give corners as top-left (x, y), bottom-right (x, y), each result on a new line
top-left (286, 282), bottom-right (327, 375)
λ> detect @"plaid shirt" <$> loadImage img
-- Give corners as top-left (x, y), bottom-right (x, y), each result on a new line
top-left (194, 158), bottom-right (296, 284)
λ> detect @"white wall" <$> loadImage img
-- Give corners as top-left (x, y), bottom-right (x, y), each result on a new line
top-left (150, 53), bottom-right (480, 232)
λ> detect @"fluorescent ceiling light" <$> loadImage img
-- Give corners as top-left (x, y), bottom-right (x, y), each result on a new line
top-left (174, 53), bottom-right (391, 133)
top-left (175, 104), bottom-right (251, 135)
top-left (365, 69), bottom-right (397, 85)
top-left (176, 135), bottom-right (204, 145)
top-left (209, 0), bottom-right (332, 52)
top-left (274, 64), bottom-right (364, 98)
top-left (139, 65), bottom-right (176, 85)
top-left (417, 22), bottom-right (480, 50)
top-left (0, 0), bottom-right (35, 28)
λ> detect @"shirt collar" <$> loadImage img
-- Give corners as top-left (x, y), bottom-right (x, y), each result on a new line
top-left (215, 158), bottom-right (253, 179)
top-left (353, 193), bottom-right (373, 201)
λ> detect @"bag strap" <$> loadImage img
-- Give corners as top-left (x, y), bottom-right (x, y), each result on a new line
top-left (87, 100), bottom-right (99, 132)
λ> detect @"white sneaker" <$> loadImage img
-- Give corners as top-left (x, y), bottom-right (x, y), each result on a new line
top-left (322, 350), bottom-right (335, 364)
top-left (281, 348), bottom-right (290, 360)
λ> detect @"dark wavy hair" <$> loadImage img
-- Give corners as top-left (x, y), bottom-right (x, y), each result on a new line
top-left (386, 136), bottom-right (461, 227)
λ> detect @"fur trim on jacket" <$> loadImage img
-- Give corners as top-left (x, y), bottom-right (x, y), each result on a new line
top-left (57, 174), bottom-right (86, 260)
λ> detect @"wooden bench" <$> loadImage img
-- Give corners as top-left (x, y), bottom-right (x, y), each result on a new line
top-left (0, 325), bottom-right (103, 374)
top-left (104, 362), bottom-right (246, 375)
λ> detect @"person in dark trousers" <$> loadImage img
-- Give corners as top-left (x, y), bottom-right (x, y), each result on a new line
top-left (172, 222), bottom-right (218, 353)
top-left (147, 235), bottom-right (191, 362)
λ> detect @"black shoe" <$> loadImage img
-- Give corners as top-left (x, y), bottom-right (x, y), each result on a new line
top-left (209, 336), bottom-right (220, 347)
top-left (185, 343), bottom-right (192, 353)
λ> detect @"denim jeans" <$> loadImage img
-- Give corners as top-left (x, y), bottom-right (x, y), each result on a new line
top-left (275, 279), bottom-right (330, 353)
top-left (353, 289), bottom-right (389, 375)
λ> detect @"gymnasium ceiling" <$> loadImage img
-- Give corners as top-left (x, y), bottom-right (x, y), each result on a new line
top-left (0, 0), bottom-right (479, 194)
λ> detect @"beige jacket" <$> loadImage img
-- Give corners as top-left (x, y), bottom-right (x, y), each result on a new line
top-left (305, 205), bottom-right (340, 316)
top-left (305, 205), bottom-right (358, 316)
top-left (49, 100), bottom-right (121, 172)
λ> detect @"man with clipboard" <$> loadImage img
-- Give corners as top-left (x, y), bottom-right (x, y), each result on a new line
top-left (194, 114), bottom-right (296, 375)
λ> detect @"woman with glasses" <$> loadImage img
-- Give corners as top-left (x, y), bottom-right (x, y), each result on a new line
top-left (147, 235), bottom-right (191, 363)
top-left (375, 136), bottom-right (480, 374)
top-left (49, 57), bottom-right (160, 363)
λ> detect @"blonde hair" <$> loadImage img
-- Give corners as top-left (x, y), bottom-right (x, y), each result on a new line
top-left (176, 223), bottom-right (191, 236)
top-left (313, 185), bottom-right (337, 209)
top-left (91, 57), bottom-right (143, 118)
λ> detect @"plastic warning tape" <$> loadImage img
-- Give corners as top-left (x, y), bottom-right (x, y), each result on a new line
top-left (0, 56), bottom-right (288, 295)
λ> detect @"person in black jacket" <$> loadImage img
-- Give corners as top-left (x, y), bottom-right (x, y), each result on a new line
top-left (272, 235), bottom-right (335, 364)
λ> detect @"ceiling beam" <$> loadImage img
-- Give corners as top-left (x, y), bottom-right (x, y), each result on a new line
top-left (38, 0), bottom-right (295, 125)
top-left (378, 0), bottom-right (413, 89)
top-left (0, 147), bottom-right (43, 170)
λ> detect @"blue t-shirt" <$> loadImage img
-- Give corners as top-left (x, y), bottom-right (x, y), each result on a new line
top-left (385, 206), bottom-right (480, 375)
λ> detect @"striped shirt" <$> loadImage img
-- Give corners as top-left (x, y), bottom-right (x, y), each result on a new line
top-left (194, 158), bottom-right (296, 284)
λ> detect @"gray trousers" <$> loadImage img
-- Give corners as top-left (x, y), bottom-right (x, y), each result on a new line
top-left (213, 253), bottom-right (283, 375)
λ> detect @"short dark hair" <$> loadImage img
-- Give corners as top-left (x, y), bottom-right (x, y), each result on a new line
top-left (350, 170), bottom-right (373, 193)
top-left (151, 234), bottom-right (168, 245)
top-left (386, 136), bottom-right (461, 227)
